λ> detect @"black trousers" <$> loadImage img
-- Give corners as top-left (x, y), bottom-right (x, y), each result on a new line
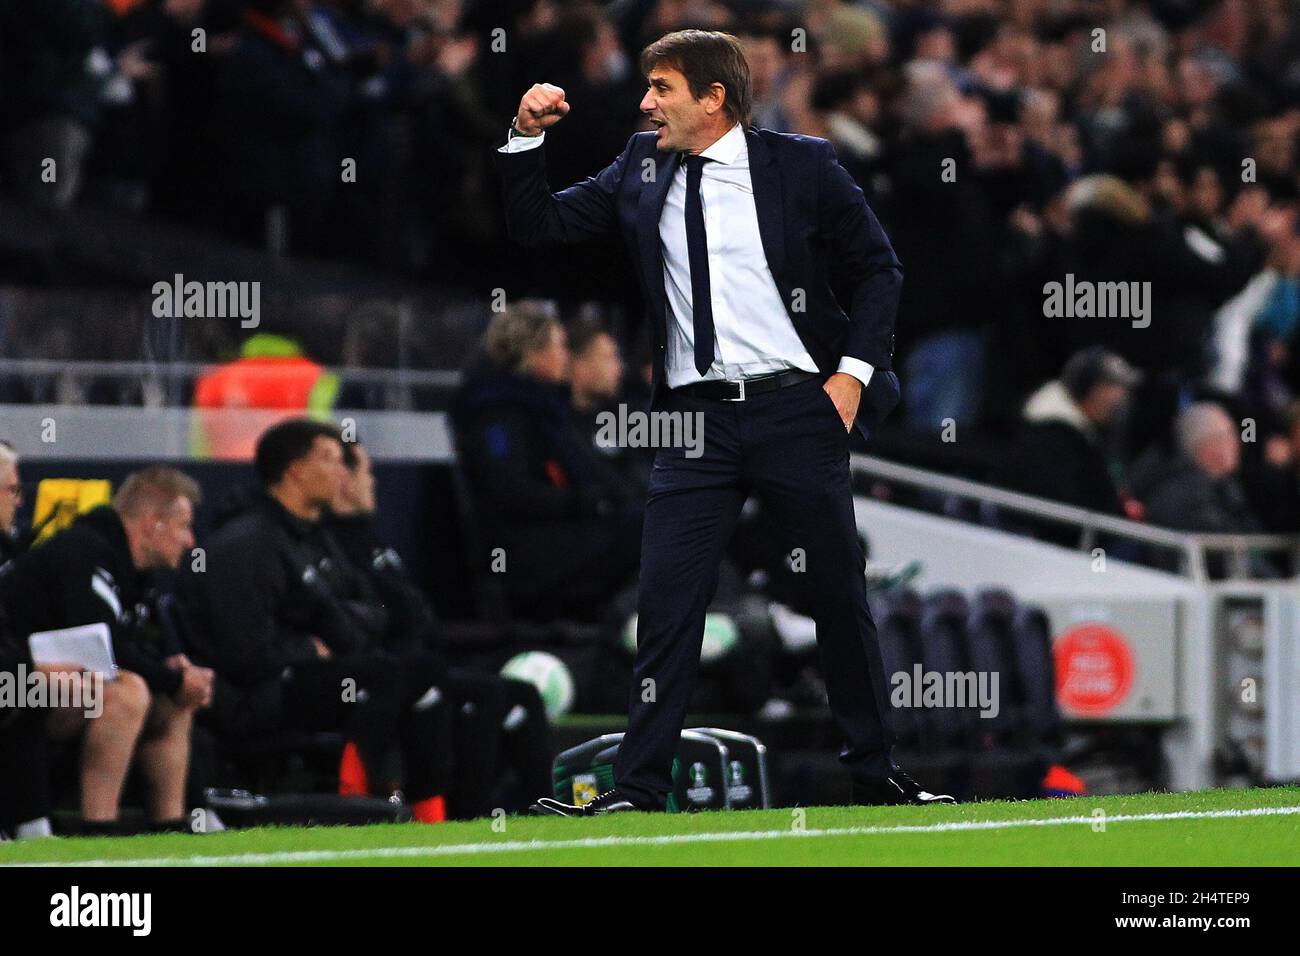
top-left (285, 651), bottom-right (553, 818)
top-left (612, 376), bottom-right (897, 809)
top-left (281, 653), bottom-right (453, 804)
top-left (0, 708), bottom-right (50, 829)
top-left (444, 670), bottom-right (553, 818)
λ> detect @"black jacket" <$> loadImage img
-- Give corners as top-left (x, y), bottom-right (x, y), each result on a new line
top-left (995, 383), bottom-right (1124, 517)
top-left (1132, 455), bottom-right (1262, 535)
top-left (452, 362), bottom-right (623, 530)
top-left (0, 527), bottom-right (26, 571)
top-left (176, 490), bottom-right (384, 690)
top-left (324, 511), bottom-right (439, 652)
top-left (0, 506), bottom-right (183, 695)
top-left (999, 421), bottom-right (1124, 512)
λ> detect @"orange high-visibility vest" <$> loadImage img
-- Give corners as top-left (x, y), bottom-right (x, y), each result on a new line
top-left (192, 356), bottom-right (337, 460)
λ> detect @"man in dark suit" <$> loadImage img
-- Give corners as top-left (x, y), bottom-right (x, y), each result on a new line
top-left (496, 29), bottom-right (952, 812)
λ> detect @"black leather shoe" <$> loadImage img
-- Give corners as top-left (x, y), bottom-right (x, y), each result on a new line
top-left (531, 789), bottom-right (640, 817)
top-left (852, 768), bottom-right (956, 806)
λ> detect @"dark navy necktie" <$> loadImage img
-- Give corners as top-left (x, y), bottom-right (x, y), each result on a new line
top-left (684, 154), bottom-right (714, 375)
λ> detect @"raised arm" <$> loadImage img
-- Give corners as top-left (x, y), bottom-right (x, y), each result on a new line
top-left (493, 83), bottom-right (633, 247)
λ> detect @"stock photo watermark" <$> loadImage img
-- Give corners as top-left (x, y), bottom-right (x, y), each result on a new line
top-left (594, 404), bottom-right (705, 458)
top-left (0, 664), bottom-right (103, 719)
top-left (151, 273), bottom-right (260, 328)
top-left (890, 665), bottom-right (1000, 719)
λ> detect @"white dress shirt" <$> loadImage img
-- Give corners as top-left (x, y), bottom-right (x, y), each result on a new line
top-left (500, 123), bottom-right (874, 390)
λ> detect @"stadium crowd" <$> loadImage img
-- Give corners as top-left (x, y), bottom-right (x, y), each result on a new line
top-left (3, 0), bottom-right (1300, 534)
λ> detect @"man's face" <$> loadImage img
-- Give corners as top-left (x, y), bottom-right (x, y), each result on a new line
top-left (1191, 167), bottom-right (1222, 219)
top-left (1083, 381), bottom-right (1129, 426)
top-left (142, 496), bottom-right (195, 570)
top-left (527, 323), bottom-right (570, 384)
top-left (293, 436), bottom-right (348, 510)
top-left (640, 65), bottom-right (724, 153)
top-left (570, 332), bottom-right (624, 401)
top-left (1194, 419), bottom-right (1240, 479)
top-left (336, 444), bottom-right (377, 515)
top-left (0, 461), bottom-right (20, 532)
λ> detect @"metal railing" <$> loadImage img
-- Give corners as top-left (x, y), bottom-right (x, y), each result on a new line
top-left (4, 357), bottom-right (1294, 581)
top-left (850, 452), bottom-right (1300, 583)
top-left (0, 359), bottom-right (463, 410)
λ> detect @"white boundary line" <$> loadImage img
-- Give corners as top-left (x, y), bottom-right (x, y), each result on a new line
top-left (6, 804), bottom-right (1300, 867)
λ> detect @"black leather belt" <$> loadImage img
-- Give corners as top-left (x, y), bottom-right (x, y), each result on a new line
top-left (671, 369), bottom-right (819, 402)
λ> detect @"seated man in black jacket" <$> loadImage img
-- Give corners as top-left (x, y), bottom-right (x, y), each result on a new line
top-left (177, 419), bottom-right (455, 822)
top-left (0, 467), bottom-right (211, 834)
top-left (325, 440), bottom-right (553, 814)
top-left (453, 303), bottom-right (642, 621)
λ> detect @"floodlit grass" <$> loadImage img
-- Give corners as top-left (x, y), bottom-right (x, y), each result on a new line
top-left (3, 787), bottom-right (1298, 867)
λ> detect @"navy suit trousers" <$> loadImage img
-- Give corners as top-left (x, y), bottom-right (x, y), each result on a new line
top-left (612, 376), bottom-right (897, 808)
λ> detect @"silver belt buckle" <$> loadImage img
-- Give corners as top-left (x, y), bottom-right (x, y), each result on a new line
top-left (722, 378), bottom-right (746, 401)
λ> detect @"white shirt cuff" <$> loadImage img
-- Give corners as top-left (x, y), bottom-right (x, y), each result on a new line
top-left (836, 357), bottom-right (875, 389)
top-left (498, 130), bottom-right (546, 153)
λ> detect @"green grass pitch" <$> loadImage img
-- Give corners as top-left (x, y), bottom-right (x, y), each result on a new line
top-left (3, 787), bottom-right (1297, 867)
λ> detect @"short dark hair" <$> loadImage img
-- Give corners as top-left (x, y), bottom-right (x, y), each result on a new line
top-left (567, 317), bottom-right (612, 358)
top-left (640, 30), bottom-right (752, 129)
top-left (341, 439), bottom-right (363, 471)
top-left (254, 419), bottom-right (342, 487)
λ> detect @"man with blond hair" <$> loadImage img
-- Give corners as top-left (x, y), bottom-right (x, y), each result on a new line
top-left (0, 466), bottom-right (211, 834)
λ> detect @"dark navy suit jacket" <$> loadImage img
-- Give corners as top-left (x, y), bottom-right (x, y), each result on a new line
top-left (493, 126), bottom-right (903, 439)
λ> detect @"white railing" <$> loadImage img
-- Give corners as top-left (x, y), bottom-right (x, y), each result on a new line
top-left (850, 453), bottom-right (1300, 584)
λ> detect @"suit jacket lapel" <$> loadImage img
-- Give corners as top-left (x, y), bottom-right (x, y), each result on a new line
top-left (746, 127), bottom-right (786, 281)
top-left (637, 146), bottom-right (678, 334)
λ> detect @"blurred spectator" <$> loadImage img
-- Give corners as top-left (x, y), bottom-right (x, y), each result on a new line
top-left (1132, 402), bottom-right (1262, 535)
top-left (1241, 399), bottom-right (1300, 533)
top-left (1036, 172), bottom-right (1268, 457)
top-left (996, 347), bottom-right (1140, 519)
top-left (568, 316), bottom-right (651, 499)
top-left (811, 68), bottom-right (888, 206)
top-left (568, 319), bottom-right (624, 417)
top-left (529, 5), bottom-right (641, 190)
top-left (452, 302), bottom-right (641, 621)
top-left (204, 0), bottom-right (350, 247)
top-left (1207, 201), bottom-right (1300, 417)
top-left (86, 0), bottom-right (200, 212)
top-left (889, 60), bottom-right (1004, 430)
top-left (738, 26), bottom-right (793, 132)
top-left (0, 441), bottom-right (24, 567)
top-left (0, 0), bottom-right (107, 210)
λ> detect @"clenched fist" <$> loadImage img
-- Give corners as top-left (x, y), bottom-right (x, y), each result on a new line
top-left (515, 83), bottom-right (570, 136)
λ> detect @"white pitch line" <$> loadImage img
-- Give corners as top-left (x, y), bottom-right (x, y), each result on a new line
top-left (7, 804), bottom-right (1300, 867)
